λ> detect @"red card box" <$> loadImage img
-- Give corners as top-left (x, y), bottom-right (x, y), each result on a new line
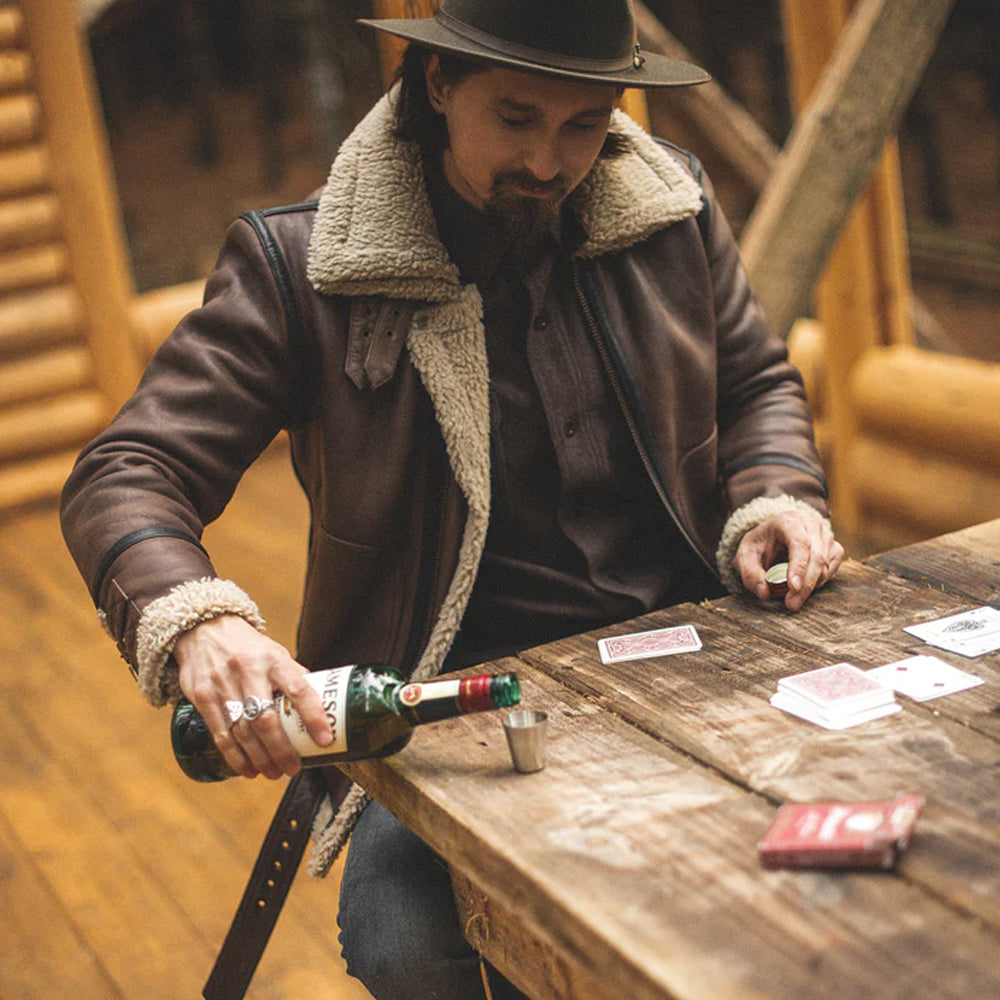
top-left (757, 793), bottom-right (924, 870)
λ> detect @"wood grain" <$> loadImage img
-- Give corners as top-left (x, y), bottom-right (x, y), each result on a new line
top-left (343, 665), bottom-right (1000, 1000)
top-left (865, 518), bottom-right (1000, 606)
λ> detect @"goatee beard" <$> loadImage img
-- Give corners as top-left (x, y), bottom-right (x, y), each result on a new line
top-left (484, 170), bottom-right (569, 256)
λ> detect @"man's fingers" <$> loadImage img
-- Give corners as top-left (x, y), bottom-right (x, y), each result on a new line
top-left (272, 666), bottom-right (334, 749)
top-left (207, 717), bottom-right (258, 779)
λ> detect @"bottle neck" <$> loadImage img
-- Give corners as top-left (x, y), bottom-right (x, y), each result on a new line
top-left (395, 673), bottom-right (520, 725)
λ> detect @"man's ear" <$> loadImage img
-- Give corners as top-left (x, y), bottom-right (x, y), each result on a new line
top-left (424, 54), bottom-right (445, 111)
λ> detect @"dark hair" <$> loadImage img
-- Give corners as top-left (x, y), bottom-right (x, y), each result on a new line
top-left (393, 43), bottom-right (632, 160)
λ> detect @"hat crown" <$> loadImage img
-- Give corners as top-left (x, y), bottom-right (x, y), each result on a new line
top-left (439, 0), bottom-right (635, 67)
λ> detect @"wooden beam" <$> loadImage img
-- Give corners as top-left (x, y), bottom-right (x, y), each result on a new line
top-left (739, 0), bottom-right (956, 341)
top-left (371, 0), bottom-right (440, 89)
top-left (19, 0), bottom-right (141, 404)
top-left (634, 1), bottom-right (774, 193)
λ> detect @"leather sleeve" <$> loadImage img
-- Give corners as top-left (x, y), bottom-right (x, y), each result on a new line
top-left (700, 168), bottom-right (829, 516)
top-left (60, 216), bottom-right (300, 671)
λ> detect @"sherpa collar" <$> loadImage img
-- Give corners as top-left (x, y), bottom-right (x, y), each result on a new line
top-left (302, 93), bottom-right (703, 877)
top-left (306, 89), bottom-right (703, 301)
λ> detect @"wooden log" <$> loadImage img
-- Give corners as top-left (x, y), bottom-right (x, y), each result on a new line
top-left (0, 6), bottom-right (23, 49)
top-left (739, 0), bottom-right (956, 341)
top-left (0, 92), bottom-right (39, 146)
top-left (852, 345), bottom-right (1000, 467)
top-left (371, 0), bottom-right (439, 88)
top-left (19, 0), bottom-right (141, 403)
top-left (0, 285), bottom-right (84, 358)
top-left (634, 1), bottom-right (774, 194)
top-left (0, 190), bottom-right (60, 248)
top-left (0, 445), bottom-right (82, 511)
top-left (129, 279), bottom-right (206, 357)
top-left (0, 49), bottom-right (32, 92)
top-left (849, 434), bottom-right (1000, 538)
top-left (0, 143), bottom-right (48, 197)
top-left (0, 241), bottom-right (68, 293)
top-left (908, 226), bottom-right (1000, 293)
top-left (0, 345), bottom-right (92, 407)
top-left (0, 388), bottom-right (108, 462)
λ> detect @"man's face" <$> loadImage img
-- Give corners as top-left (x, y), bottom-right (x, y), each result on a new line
top-left (425, 58), bottom-right (617, 236)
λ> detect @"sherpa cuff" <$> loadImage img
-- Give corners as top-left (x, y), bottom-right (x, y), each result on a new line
top-left (715, 495), bottom-right (829, 594)
top-left (134, 577), bottom-right (266, 708)
top-left (307, 783), bottom-right (371, 878)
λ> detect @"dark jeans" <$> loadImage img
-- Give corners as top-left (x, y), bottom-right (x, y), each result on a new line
top-left (338, 801), bottom-right (529, 1000)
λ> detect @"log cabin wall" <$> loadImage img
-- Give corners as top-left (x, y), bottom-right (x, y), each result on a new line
top-left (0, 0), bottom-right (141, 511)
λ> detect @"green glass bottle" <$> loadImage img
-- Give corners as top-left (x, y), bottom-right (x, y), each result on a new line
top-left (171, 664), bottom-right (522, 782)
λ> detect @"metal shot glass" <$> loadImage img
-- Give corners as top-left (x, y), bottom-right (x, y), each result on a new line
top-left (503, 709), bottom-right (548, 773)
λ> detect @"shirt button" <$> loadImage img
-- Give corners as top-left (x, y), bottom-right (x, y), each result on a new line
top-left (534, 312), bottom-right (550, 330)
top-left (564, 420), bottom-right (577, 438)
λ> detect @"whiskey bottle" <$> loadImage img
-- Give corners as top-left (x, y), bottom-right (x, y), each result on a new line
top-left (171, 664), bottom-right (522, 782)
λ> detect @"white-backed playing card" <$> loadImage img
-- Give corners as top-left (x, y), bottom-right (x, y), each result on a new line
top-left (867, 655), bottom-right (985, 702)
top-left (904, 606), bottom-right (1000, 657)
top-left (598, 625), bottom-right (702, 665)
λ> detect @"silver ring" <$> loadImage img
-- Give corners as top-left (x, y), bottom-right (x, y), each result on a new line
top-left (242, 695), bottom-right (275, 722)
top-left (224, 700), bottom-right (245, 726)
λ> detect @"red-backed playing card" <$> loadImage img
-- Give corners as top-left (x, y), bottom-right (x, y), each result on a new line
top-left (597, 625), bottom-right (702, 665)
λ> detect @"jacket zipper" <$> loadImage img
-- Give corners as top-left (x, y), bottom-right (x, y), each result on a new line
top-left (572, 261), bottom-right (717, 577)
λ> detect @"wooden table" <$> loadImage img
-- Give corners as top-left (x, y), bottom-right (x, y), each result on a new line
top-left (341, 520), bottom-right (1000, 1000)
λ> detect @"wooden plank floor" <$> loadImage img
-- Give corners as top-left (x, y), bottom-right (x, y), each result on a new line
top-left (0, 438), bottom-right (373, 1000)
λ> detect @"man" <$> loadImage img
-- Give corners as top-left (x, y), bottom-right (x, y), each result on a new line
top-left (61, 1), bottom-right (844, 997)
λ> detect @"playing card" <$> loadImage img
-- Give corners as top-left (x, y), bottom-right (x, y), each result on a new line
top-left (866, 655), bottom-right (985, 702)
top-left (768, 690), bottom-right (902, 730)
top-left (776, 662), bottom-right (896, 713)
top-left (904, 606), bottom-right (1000, 658)
top-left (597, 625), bottom-right (702, 665)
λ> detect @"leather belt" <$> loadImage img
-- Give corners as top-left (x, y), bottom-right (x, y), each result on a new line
top-left (203, 767), bottom-right (352, 1000)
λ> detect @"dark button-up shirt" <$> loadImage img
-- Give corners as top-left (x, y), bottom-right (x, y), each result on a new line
top-left (425, 159), bottom-right (719, 668)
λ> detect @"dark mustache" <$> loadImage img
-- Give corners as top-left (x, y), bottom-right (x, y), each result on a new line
top-left (493, 170), bottom-right (569, 198)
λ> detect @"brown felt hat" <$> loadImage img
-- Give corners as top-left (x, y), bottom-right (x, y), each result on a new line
top-left (358, 0), bottom-right (710, 88)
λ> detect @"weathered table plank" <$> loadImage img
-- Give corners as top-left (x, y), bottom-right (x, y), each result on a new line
top-left (342, 665), bottom-right (1000, 1000)
top-left (698, 559), bottom-right (1000, 742)
top-left (865, 518), bottom-right (1000, 606)
top-left (519, 595), bottom-right (1000, 927)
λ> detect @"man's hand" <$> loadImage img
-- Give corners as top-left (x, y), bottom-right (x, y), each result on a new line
top-left (733, 509), bottom-right (845, 611)
top-left (173, 615), bottom-right (333, 779)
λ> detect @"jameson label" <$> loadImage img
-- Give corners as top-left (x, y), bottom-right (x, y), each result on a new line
top-left (276, 665), bottom-right (351, 755)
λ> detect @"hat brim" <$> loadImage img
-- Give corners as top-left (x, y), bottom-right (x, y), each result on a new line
top-left (357, 18), bottom-right (710, 88)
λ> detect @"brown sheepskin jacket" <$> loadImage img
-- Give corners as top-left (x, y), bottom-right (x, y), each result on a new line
top-left (61, 95), bottom-right (829, 873)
